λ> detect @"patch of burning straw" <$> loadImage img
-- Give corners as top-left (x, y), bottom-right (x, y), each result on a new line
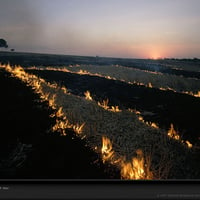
top-left (0, 64), bottom-right (195, 179)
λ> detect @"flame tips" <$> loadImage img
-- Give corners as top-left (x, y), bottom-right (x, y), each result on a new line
top-left (101, 136), bottom-right (114, 163)
top-left (120, 149), bottom-right (152, 180)
top-left (98, 99), bottom-right (109, 110)
top-left (110, 105), bottom-right (121, 112)
top-left (98, 98), bottom-right (121, 112)
top-left (73, 122), bottom-right (85, 134)
top-left (185, 140), bottom-right (193, 148)
top-left (61, 85), bottom-right (68, 94)
top-left (101, 136), bottom-right (152, 180)
top-left (167, 123), bottom-right (180, 140)
top-left (167, 123), bottom-right (193, 148)
top-left (55, 107), bottom-right (64, 118)
top-left (148, 82), bottom-right (153, 88)
top-left (84, 90), bottom-right (93, 100)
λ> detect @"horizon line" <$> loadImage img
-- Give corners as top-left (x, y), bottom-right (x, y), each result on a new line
top-left (0, 50), bottom-right (199, 60)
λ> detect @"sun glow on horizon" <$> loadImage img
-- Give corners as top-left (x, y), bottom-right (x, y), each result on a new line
top-left (1, 0), bottom-right (200, 58)
top-left (148, 50), bottom-right (163, 60)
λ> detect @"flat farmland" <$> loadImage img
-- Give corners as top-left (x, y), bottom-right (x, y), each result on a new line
top-left (0, 52), bottom-right (200, 179)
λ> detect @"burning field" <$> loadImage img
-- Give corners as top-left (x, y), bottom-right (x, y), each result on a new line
top-left (0, 54), bottom-right (200, 180)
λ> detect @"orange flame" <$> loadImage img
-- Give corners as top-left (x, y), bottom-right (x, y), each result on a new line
top-left (26, 65), bottom-right (200, 99)
top-left (185, 140), bottom-right (193, 148)
top-left (148, 82), bottom-right (153, 88)
top-left (101, 136), bottom-right (152, 179)
top-left (84, 90), bottom-right (93, 100)
top-left (55, 107), bottom-right (64, 118)
top-left (48, 94), bottom-right (57, 109)
top-left (138, 116), bottom-right (144, 122)
top-left (78, 69), bottom-right (89, 75)
top-left (148, 122), bottom-right (159, 129)
top-left (0, 64), bottom-right (87, 138)
top-left (167, 124), bottom-right (193, 148)
top-left (98, 99), bottom-right (121, 112)
top-left (121, 149), bottom-right (153, 180)
top-left (121, 150), bottom-right (145, 179)
top-left (167, 123), bottom-right (180, 140)
top-left (52, 119), bottom-right (71, 135)
top-left (73, 123), bottom-right (85, 134)
top-left (40, 92), bottom-right (50, 101)
top-left (98, 99), bottom-right (109, 110)
top-left (194, 91), bottom-right (200, 97)
top-left (101, 136), bottom-right (114, 163)
top-left (128, 108), bottom-right (141, 115)
top-left (110, 105), bottom-right (121, 112)
top-left (61, 86), bottom-right (68, 94)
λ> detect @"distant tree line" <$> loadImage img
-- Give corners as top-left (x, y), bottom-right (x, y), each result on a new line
top-left (164, 58), bottom-right (199, 61)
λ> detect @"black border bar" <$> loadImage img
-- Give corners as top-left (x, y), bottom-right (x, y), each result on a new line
top-left (0, 181), bottom-right (200, 199)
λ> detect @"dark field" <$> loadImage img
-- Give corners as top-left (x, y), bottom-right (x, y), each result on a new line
top-left (1, 51), bottom-right (200, 78)
top-left (0, 69), bottom-right (119, 179)
top-left (0, 51), bottom-right (200, 179)
top-left (27, 69), bottom-right (200, 146)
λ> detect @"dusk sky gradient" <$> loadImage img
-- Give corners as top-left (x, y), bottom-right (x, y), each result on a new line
top-left (0, 0), bottom-right (200, 58)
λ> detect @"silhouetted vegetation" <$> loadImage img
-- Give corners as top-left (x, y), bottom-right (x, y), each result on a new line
top-left (0, 38), bottom-right (8, 48)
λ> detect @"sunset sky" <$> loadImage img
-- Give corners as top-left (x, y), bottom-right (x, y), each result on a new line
top-left (0, 0), bottom-right (200, 58)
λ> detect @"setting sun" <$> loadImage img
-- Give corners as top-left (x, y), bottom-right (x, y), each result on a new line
top-left (149, 52), bottom-right (162, 60)
top-left (151, 55), bottom-right (161, 60)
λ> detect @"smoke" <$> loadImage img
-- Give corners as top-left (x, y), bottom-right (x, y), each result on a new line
top-left (0, 0), bottom-right (99, 54)
top-left (0, 0), bottom-right (46, 51)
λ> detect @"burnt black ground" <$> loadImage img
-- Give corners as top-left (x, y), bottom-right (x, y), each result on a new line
top-left (1, 51), bottom-right (200, 179)
top-left (27, 69), bottom-right (200, 147)
top-left (0, 69), bottom-right (120, 179)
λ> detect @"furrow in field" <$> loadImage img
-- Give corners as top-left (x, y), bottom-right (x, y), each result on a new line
top-left (1, 63), bottom-right (198, 179)
top-left (26, 65), bottom-right (200, 98)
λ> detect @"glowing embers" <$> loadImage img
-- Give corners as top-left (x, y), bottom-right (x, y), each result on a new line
top-left (77, 69), bottom-right (90, 75)
top-left (138, 115), bottom-right (144, 122)
top-left (184, 91), bottom-right (200, 98)
top-left (185, 140), bottom-right (193, 148)
top-left (148, 82), bottom-right (153, 88)
top-left (194, 91), bottom-right (200, 97)
top-left (54, 107), bottom-right (64, 118)
top-left (137, 114), bottom-right (158, 129)
top-left (48, 94), bottom-right (57, 109)
top-left (147, 122), bottom-right (159, 129)
top-left (61, 85), bottom-right (68, 94)
top-left (110, 106), bottom-right (121, 112)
